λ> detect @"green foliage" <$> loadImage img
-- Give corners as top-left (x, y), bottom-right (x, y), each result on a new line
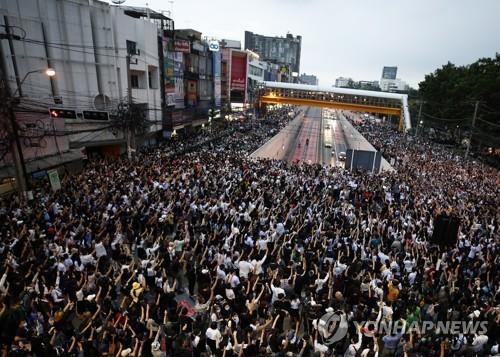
top-left (418, 53), bottom-right (500, 146)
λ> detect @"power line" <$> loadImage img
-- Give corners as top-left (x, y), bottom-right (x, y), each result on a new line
top-left (422, 112), bottom-right (470, 122)
top-left (476, 118), bottom-right (500, 128)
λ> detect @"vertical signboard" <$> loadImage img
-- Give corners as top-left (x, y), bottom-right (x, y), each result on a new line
top-left (230, 52), bottom-right (247, 91)
top-left (173, 52), bottom-right (185, 109)
top-left (230, 51), bottom-right (248, 103)
top-left (213, 51), bottom-right (221, 107)
top-left (47, 169), bottom-right (61, 191)
top-left (163, 37), bottom-right (175, 106)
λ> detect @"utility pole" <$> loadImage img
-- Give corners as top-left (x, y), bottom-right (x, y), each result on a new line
top-left (0, 22), bottom-right (28, 200)
top-left (126, 54), bottom-right (133, 160)
top-left (465, 100), bottom-right (479, 160)
top-left (3, 16), bottom-right (23, 97)
top-left (416, 100), bottom-right (423, 137)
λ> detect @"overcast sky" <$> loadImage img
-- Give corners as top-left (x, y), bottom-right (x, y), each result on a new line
top-left (106, 0), bottom-right (500, 88)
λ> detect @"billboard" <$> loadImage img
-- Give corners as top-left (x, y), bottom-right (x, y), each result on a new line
top-left (173, 52), bottom-right (185, 109)
top-left (163, 37), bottom-right (175, 106)
top-left (230, 51), bottom-right (247, 91)
top-left (174, 39), bottom-right (190, 53)
top-left (213, 51), bottom-right (221, 107)
top-left (382, 66), bottom-right (398, 80)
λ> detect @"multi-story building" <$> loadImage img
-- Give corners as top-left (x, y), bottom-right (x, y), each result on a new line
top-left (380, 78), bottom-right (408, 92)
top-left (0, 0), bottom-right (173, 184)
top-left (380, 66), bottom-right (408, 92)
top-left (167, 29), bottom-right (215, 131)
top-left (299, 73), bottom-right (318, 86)
top-left (382, 66), bottom-right (398, 80)
top-left (244, 31), bottom-right (301, 82)
top-left (335, 77), bottom-right (352, 88)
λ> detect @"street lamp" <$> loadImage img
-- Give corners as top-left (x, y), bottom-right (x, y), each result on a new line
top-left (13, 68), bottom-right (56, 97)
top-left (416, 120), bottom-right (424, 137)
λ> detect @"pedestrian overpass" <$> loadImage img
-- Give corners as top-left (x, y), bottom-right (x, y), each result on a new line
top-left (258, 81), bottom-right (411, 131)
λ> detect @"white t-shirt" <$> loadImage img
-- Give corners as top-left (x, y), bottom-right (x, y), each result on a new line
top-left (238, 261), bottom-right (253, 279)
top-left (206, 327), bottom-right (222, 342)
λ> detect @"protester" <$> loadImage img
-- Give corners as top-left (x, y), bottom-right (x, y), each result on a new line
top-left (0, 107), bottom-right (498, 357)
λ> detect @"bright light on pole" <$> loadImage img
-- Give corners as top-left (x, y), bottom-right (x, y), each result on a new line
top-left (14, 68), bottom-right (57, 97)
top-left (45, 68), bottom-right (56, 77)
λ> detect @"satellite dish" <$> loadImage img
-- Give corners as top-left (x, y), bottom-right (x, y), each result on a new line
top-left (111, 0), bottom-right (126, 4)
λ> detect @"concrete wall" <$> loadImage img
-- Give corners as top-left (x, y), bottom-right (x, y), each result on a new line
top-left (111, 6), bottom-right (162, 132)
top-left (0, 0), bottom-right (163, 149)
top-left (250, 112), bottom-right (303, 160)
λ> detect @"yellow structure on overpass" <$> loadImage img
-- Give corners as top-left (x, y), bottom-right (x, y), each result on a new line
top-left (258, 81), bottom-right (411, 131)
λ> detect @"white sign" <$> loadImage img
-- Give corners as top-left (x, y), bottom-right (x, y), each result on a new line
top-left (209, 41), bottom-right (220, 52)
top-left (47, 169), bottom-right (61, 192)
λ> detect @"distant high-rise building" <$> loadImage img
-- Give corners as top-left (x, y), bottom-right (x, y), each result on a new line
top-left (381, 66), bottom-right (398, 80)
top-left (244, 31), bottom-right (301, 81)
top-left (335, 77), bottom-right (352, 88)
top-left (299, 73), bottom-right (318, 85)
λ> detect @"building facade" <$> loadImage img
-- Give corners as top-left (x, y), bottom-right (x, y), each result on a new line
top-left (165, 29), bottom-right (216, 132)
top-left (335, 77), bottom-right (352, 88)
top-left (380, 66), bottom-right (408, 92)
top-left (299, 73), bottom-right (318, 86)
top-left (244, 31), bottom-right (301, 81)
top-left (0, 0), bottom-right (173, 180)
top-left (382, 66), bottom-right (398, 80)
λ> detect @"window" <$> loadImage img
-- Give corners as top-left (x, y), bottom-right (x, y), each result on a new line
top-left (126, 40), bottom-right (137, 55)
top-left (131, 74), bottom-right (139, 88)
top-left (148, 66), bottom-right (159, 89)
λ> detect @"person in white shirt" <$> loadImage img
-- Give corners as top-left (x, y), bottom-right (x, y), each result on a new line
top-left (238, 259), bottom-right (253, 279)
top-left (472, 334), bottom-right (488, 353)
top-left (315, 271), bottom-right (330, 293)
top-left (206, 322), bottom-right (222, 354)
top-left (344, 327), bottom-right (362, 357)
top-left (251, 251), bottom-right (267, 276)
top-left (269, 282), bottom-right (285, 304)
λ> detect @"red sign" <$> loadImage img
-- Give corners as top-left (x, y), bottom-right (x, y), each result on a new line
top-left (230, 52), bottom-right (247, 91)
top-left (174, 40), bottom-right (190, 53)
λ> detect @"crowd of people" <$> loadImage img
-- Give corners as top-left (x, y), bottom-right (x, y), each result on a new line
top-left (0, 107), bottom-right (498, 357)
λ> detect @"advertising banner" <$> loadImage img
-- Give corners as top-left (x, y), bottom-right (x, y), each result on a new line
top-left (163, 37), bottom-right (175, 106)
top-left (213, 51), bottom-right (221, 107)
top-left (173, 52), bottom-right (185, 109)
top-left (174, 40), bottom-right (190, 53)
top-left (230, 52), bottom-right (247, 91)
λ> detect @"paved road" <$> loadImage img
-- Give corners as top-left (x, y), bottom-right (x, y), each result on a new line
top-left (320, 109), bottom-right (347, 168)
top-left (289, 107), bottom-right (321, 164)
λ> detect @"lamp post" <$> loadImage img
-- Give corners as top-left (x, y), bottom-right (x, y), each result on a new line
top-left (13, 68), bottom-right (56, 97)
top-left (416, 120), bottom-right (423, 137)
top-left (6, 68), bottom-right (56, 199)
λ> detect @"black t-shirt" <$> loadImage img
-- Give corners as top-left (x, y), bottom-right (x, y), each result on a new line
top-left (294, 273), bottom-right (306, 294)
top-left (243, 341), bottom-right (260, 356)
